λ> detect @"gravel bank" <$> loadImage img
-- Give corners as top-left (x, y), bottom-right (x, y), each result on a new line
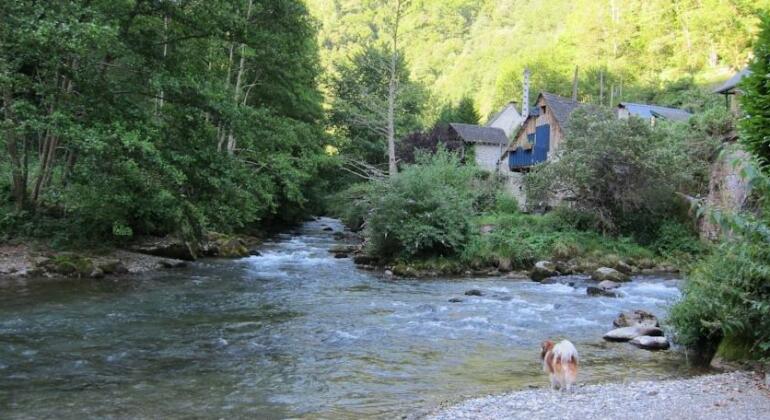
top-left (428, 372), bottom-right (770, 420)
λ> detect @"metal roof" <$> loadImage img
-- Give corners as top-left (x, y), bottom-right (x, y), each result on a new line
top-left (713, 67), bottom-right (751, 94)
top-left (449, 123), bottom-right (509, 145)
top-left (618, 102), bottom-right (692, 121)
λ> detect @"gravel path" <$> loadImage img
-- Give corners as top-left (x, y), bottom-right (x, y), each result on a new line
top-left (428, 372), bottom-right (770, 420)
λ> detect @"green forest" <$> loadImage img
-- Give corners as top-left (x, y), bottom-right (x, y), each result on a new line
top-left (3, 0), bottom-right (770, 365)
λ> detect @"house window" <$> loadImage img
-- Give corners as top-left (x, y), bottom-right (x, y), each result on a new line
top-left (540, 105), bottom-right (546, 115)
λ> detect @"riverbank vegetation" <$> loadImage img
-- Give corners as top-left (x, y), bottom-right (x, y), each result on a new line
top-left (1, 1), bottom-right (331, 248)
top-left (669, 15), bottom-right (770, 363)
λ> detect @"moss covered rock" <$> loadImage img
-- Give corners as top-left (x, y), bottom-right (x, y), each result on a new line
top-left (38, 254), bottom-right (95, 277)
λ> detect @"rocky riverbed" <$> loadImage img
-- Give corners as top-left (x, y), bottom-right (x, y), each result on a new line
top-left (428, 371), bottom-right (770, 420)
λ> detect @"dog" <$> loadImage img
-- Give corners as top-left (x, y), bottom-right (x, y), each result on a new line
top-left (540, 339), bottom-right (579, 392)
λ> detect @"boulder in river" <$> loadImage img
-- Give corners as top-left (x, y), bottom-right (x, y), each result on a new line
top-left (630, 335), bottom-right (670, 350)
top-left (603, 326), bottom-right (664, 342)
top-left (530, 261), bottom-right (559, 282)
top-left (322, 226), bottom-right (334, 232)
top-left (591, 267), bottom-right (630, 283)
top-left (448, 297), bottom-right (464, 303)
top-left (613, 309), bottom-right (659, 328)
top-left (464, 289), bottom-right (483, 296)
top-left (598, 280), bottom-right (620, 290)
top-left (586, 286), bottom-right (619, 298)
top-left (130, 237), bottom-right (197, 260)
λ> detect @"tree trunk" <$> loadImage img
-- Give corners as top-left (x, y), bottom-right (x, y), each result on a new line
top-left (3, 90), bottom-right (26, 211)
top-left (386, 0), bottom-right (405, 178)
top-left (227, 0), bottom-right (253, 156)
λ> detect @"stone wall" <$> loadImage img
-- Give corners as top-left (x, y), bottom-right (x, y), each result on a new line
top-left (699, 144), bottom-right (752, 241)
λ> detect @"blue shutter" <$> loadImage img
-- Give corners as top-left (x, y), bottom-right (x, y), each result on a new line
top-left (533, 124), bottom-right (551, 163)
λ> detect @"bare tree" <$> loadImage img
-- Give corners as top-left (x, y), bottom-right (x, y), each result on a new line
top-left (386, 0), bottom-right (408, 178)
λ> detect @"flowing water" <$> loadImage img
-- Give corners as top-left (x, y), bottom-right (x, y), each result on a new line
top-left (0, 218), bottom-right (701, 418)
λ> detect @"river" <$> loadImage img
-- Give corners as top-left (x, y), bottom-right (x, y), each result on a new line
top-left (0, 218), bottom-right (701, 418)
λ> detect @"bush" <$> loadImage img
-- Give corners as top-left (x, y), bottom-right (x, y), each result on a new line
top-left (669, 241), bottom-right (770, 362)
top-left (365, 150), bottom-right (478, 259)
top-left (494, 191), bottom-right (520, 214)
top-left (326, 182), bottom-right (375, 231)
top-left (526, 108), bottom-right (717, 238)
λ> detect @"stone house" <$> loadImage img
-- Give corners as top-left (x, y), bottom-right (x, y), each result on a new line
top-left (447, 100), bottom-right (524, 172)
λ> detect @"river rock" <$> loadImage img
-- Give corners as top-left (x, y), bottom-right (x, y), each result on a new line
top-left (630, 335), bottom-right (670, 350)
top-left (613, 309), bottom-right (659, 328)
top-left (37, 254), bottom-right (95, 278)
top-left (130, 237), bottom-right (197, 260)
top-left (448, 297), bottom-right (464, 303)
top-left (587, 286), bottom-right (619, 297)
top-left (591, 267), bottom-right (630, 283)
top-left (598, 280), bottom-right (620, 290)
top-left (353, 255), bottom-right (377, 265)
top-left (159, 259), bottom-right (187, 269)
top-left (322, 226), bottom-right (334, 232)
top-left (554, 260), bottom-right (577, 275)
top-left (531, 261), bottom-right (559, 282)
top-left (614, 260), bottom-right (634, 274)
top-left (497, 257), bottom-right (512, 272)
top-left (97, 259), bottom-right (128, 275)
top-left (464, 289), bottom-right (483, 296)
top-left (603, 326), bottom-right (664, 342)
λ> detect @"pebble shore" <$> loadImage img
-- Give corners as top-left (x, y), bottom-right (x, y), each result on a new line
top-left (428, 372), bottom-right (770, 420)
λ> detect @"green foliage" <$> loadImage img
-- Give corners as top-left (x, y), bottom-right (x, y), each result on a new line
top-left (671, 155), bottom-right (770, 362)
top-left (309, 0), bottom-right (767, 118)
top-left (364, 151), bottom-right (478, 259)
top-left (436, 96), bottom-right (480, 125)
top-left (670, 240), bottom-right (770, 361)
top-left (462, 209), bottom-right (655, 270)
top-left (740, 13), bottom-right (770, 170)
top-left (326, 182), bottom-right (375, 231)
top-left (494, 192), bottom-right (520, 214)
top-left (326, 45), bottom-right (427, 165)
top-left (0, 0), bottom-right (327, 244)
top-left (526, 108), bottom-right (716, 238)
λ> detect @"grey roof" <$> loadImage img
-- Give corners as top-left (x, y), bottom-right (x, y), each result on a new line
top-left (541, 92), bottom-right (582, 129)
top-left (449, 123), bottom-right (509, 145)
top-left (618, 102), bottom-right (692, 121)
top-left (713, 67), bottom-right (751, 94)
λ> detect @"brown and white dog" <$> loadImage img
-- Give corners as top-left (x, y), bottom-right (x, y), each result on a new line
top-left (540, 339), bottom-right (579, 392)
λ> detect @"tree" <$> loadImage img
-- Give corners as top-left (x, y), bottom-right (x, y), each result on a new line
top-left (436, 96), bottom-right (480, 125)
top-left (525, 109), bottom-right (703, 236)
top-left (327, 45), bottom-right (426, 169)
top-left (740, 13), bottom-right (770, 169)
top-left (0, 0), bottom-right (327, 242)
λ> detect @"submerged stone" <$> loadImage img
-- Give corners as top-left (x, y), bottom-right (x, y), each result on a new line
top-left (603, 326), bottom-right (664, 342)
top-left (630, 335), bottom-right (670, 350)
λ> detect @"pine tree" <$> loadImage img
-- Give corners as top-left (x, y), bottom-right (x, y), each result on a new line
top-left (453, 96), bottom-right (480, 125)
top-left (740, 13), bottom-right (770, 169)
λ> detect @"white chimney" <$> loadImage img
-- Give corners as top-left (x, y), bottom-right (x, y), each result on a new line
top-left (522, 68), bottom-right (531, 119)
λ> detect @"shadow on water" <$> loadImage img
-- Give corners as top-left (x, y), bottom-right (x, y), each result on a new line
top-left (0, 217), bottom-right (706, 419)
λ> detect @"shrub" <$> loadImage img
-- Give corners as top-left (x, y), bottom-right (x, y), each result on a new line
top-left (326, 182), bottom-right (375, 231)
top-left (365, 150), bottom-right (478, 259)
top-left (669, 240), bottom-right (770, 362)
top-left (494, 191), bottom-right (520, 214)
top-left (526, 107), bottom-right (717, 238)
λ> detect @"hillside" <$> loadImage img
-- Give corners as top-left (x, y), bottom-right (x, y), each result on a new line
top-left (308, 0), bottom-right (767, 119)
